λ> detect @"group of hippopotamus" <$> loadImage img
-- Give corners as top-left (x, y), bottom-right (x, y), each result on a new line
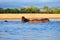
top-left (21, 16), bottom-right (49, 23)
top-left (4, 16), bottom-right (49, 23)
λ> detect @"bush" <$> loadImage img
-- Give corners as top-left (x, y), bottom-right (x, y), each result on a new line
top-left (20, 6), bottom-right (40, 13)
top-left (0, 8), bottom-right (5, 13)
top-left (53, 8), bottom-right (60, 13)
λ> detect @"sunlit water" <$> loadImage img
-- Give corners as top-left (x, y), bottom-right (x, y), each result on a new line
top-left (0, 19), bottom-right (60, 40)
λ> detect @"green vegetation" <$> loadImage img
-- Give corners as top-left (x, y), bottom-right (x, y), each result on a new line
top-left (0, 6), bottom-right (60, 14)
top-left (53, 8), bottom-right (60, 13)
top-left (0, 8), bottom-right (5, 13)
top-left (43, 6), bottom-right (53, 13)
top-left (4, 8), bottom-right (20, 13)
top-left (19, 6), bottom-right (40, 13)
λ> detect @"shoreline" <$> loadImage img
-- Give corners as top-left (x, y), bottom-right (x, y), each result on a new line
top-left (0, 19), bottom-right (60, 21)
top-left (0, 14), bottom-right (60, 20)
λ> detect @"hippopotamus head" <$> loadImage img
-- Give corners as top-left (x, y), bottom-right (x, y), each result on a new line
top-left (21, 16), bottom-right (26, 22)
top-left (21, 16), bottom-right (29, 23)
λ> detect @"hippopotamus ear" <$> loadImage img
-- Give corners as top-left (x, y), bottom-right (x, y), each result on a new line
top-left (22, 16), bottom-right (25, 18)
top-left (21, 16), bottom-right (25, 22)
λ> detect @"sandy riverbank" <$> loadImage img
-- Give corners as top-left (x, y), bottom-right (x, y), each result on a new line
top-left (0, 14), bottom-right (60, 20)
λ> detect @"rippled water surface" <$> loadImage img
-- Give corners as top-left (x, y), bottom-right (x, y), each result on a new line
top-left (0, 19), bottom-right (60, 40)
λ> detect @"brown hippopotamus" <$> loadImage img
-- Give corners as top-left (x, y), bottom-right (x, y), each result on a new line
top-left (21, 16), bottom-right (29, 23)
top-left (21, 16), bottom-right (49, 23)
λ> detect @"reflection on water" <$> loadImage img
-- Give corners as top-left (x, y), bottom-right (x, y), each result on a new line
top-left (0, 20), bottom-right (60, 40)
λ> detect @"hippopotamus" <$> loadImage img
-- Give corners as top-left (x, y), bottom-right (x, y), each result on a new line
top-left (21, 16), bottom-right (49, 23)
top-left (4, 20), bottom-right (8, 22)
top-left (21, 16), bottom-right (29, 23)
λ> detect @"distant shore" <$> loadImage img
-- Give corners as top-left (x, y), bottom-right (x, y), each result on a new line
top-left (0, 13), bottom-right (60, 20)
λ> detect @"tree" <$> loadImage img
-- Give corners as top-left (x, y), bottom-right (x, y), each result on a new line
top-left (53, 8), bottom-right (60, 13)
top-left (5, 8), bottom-right (20, 13)
top-left (5, 8), bottom-right (11, 13)
top-left (20, 6), bottom-right (40, 13)
top-left (44, 6), bottom-right (48, 10)
top-left (14, 8), bottom-right (20, 13)
top-left (20, 8), bottom-right (26, 13)
top-left (43, 6), bottom-right (54, 13)
top-left (0, 8), bottom-right (5, 13)
top-left (26, 6), bottom-right (40, 13)
top-left (43, 6), bottom-right (49, 13)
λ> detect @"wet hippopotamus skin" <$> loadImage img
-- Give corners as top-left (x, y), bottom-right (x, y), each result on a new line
top-left (21, 16), bottom-right (49, 23)
top-left (21, 16), bottom-right (29, 23)
top-left (5, 20), bottom-right (8, 22)
top-left (29, 18), bottom-right (49, 23)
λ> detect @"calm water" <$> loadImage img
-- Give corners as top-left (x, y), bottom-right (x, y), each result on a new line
top-left (0, 19), bottom-right (60, 40)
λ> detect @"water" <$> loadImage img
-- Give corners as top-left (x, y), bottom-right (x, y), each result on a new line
top-left (0, 19), bottom-right (60, 40)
